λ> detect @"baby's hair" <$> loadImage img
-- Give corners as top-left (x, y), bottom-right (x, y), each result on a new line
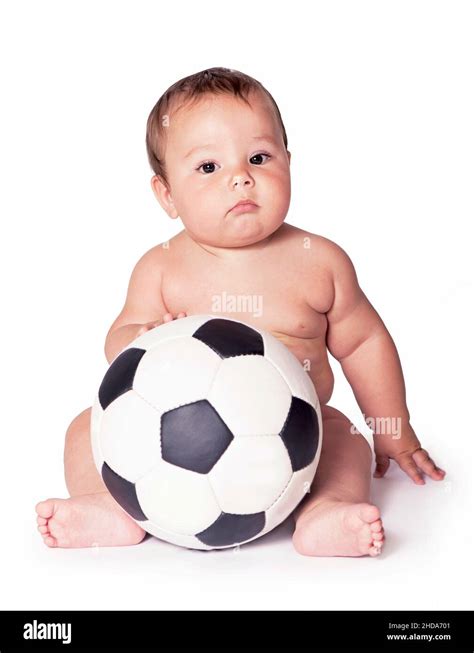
top-left (145, 67), bottom-right (288, 189)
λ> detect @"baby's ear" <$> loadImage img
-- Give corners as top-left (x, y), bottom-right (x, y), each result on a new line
top-left (287, 150), bottom-right (291, 165)
top-left (150, 175), bottom-right (179, 219)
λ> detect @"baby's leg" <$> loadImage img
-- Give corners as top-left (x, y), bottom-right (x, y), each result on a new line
top-left (35, 408), bottom-right (146, 548)
top-left (292, 405), bottom-right (385, 557)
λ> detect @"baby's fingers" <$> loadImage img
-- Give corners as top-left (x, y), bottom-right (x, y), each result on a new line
top-left (373, 454), bottom-right (390, 478)
top-left (163, 312), bottom-right (187, 323)
top-left (396, 452), bottom-right (425, 485)
top-left (412, 448), bottom-right (446, 481)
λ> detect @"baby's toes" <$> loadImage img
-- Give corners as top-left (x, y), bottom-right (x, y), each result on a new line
top-left (35, 499), bottom-right (62, 547)
top-left (359, 503), bottom-right (381, 525)
top-left (369, 529), bottom-right (385, 556)
top-left (368, 542), bottom-right (383, 557)
top-left (35, 499), bottom-right (56, 520)
top-left (360, 530), bottom-right (375, 550)
top-left (370, 518), bottom-right (383, 534)
top-left (43, 520), bottom-right (64, 547)
top-left (38, 523), bottom-right (58, 547)
top-left (372, 529), bottom-right (384, 542)
top-left (354, 523), bottom-right (375, 554)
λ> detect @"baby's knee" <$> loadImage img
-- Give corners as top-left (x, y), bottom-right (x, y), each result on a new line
top-left (65, 407), bottom-right (92, 442)
top-left (323, 405), bottom-right (373, 462)
top-left (321, 404), bottom-right (347, 422)
top-left (353, 430), bottom-right (373, 464)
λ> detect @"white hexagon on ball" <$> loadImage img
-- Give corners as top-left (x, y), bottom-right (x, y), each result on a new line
top-left (209, 434), bottom-right (293, 513)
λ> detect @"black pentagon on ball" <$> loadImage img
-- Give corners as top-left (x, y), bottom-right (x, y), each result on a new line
top-left (192, 318), bottom-right (264, 358)
top-left (161, 399), bottom-right (234, 474)
top-left (98, 347), bottom-right (146, 410)
top-left (280, 396), bottom-right (319, 471)
top-left (101, 462), bottom-right (147, 521)
top-left (196, 511), bottom-right (266, 547)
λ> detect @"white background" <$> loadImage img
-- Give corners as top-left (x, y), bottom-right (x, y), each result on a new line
top-left (1, 0), bottom-right (473, 610)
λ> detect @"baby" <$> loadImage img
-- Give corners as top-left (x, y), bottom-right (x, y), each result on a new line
top-left (36, 67), bottom-right (446, 556)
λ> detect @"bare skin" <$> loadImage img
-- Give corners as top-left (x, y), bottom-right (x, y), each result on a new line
top-left (36, 91), bottom-right (445, 555)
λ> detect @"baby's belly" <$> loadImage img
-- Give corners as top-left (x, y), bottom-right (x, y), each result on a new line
top-left (267, 330), bottom-right (335, 406)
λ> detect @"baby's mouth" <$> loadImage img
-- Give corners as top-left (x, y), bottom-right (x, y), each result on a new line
top-left (228, 201), bottom-right (259, 215)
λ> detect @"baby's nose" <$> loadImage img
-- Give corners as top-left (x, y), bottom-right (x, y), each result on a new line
top-left (233, 177), bottom-right (252, 187)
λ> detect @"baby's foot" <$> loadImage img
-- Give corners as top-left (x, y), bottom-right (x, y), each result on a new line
top-left (35, 492), bottom-right (146, 548)
top-left (293, 499), bottom-right (384, 557)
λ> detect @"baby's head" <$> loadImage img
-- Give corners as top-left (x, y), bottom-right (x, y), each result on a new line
top-left (146, 67), bottom-right (291, 250)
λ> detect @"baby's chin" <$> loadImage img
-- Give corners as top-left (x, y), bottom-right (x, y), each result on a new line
top-left (209, 228), bottom-right (275, 249)
top-left (217, 216), bottom-right (283, 247)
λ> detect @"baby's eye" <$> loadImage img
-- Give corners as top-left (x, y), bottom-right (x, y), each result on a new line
top-left (250, 153), bottom-right (271, 165)
top-left (197, 161), bottom-right (219, 174)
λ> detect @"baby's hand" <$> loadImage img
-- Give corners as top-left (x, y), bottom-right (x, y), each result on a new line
top-left (163, 312), bottom-right (187, 323)
top-left (373, 423), bottom-right (446, 485)
top-left (136, 312), bottom-right (187, 336)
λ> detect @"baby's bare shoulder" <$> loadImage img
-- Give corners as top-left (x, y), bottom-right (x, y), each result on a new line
top-left (281, 223), bottom-right (351, 275)
top-left (277, 224), bottom-right (356, 313)
top-left (139, 230), bottom-right (187, 267)
top-left (106, 231), bottom-right (189, 331)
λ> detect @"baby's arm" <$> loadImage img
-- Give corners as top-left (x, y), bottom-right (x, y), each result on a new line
top-left (104, 245), bottom-right (185, 364)
top-left (321, 240), bottom-right (445, 484)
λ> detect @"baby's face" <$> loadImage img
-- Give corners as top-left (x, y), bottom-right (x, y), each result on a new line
top-left (152, 90), bottom-right (291, 249)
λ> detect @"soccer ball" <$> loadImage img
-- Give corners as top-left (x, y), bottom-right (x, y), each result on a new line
top-left (90, 315), bottom-right (322, 550)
